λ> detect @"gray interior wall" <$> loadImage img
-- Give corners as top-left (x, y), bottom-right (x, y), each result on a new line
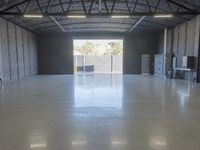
top-left (8, 22), bottom-right (18, 80)
top-left (0, 18), bottom-right (38, 81)
top-left (158, 33), bottom-right (164, 54)
top-left (168, 16), bottom-right (199, 67)
top-left (37, 32), bottom-right (159, 75)
top-left (70, 32), bottom-right (124, 39)
top-left (22, 29), bottom-right (30, 77)
top-left (16, 26), bottom-right (25, 78)
top-left (165, 15), bottom-right (200, 80)
top-left (123, 32), bottom-right (160, 74)
top-left (37, 33), bottom-right (73, 74)
top-left (165, 29), bottom-right (173, 71)
top-left (0, 29), bottom-right (3, 79)
top-left (0, 20), bottom-right (10, 81)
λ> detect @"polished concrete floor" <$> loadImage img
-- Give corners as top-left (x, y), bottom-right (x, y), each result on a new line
top-left (0, 74), bottom-right (200, 150)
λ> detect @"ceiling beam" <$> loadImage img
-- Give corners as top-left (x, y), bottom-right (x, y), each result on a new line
top-left (128, 16), bottom-right (146, 32)
top-left (0, 0), bottom-right (198, 17)
top-left (0, 11), bottom-right (198, 16)
top-left (32, 19), bottom-right (170, 27)
top-left (0, 0), bottom-right (30, 13)
top-left (167, 0), bottom-right (198, 14)
top-left (99, 0), bottom-right (102, 13)
top-left (50, 16), bottom-right (66, 32)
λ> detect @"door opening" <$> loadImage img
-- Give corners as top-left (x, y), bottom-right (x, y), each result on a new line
top-left (73, 39), bottom-right (123, 74)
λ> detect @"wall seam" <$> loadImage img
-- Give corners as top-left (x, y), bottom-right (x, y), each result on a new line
top-left (27, 32), bottom-right (31, 75)
top-left (177, 26), bottom-right (180, 66)
top-left (6, 22), bottom-right (12, 80)
top-left (184, 23), bottom-right (188, 56)
top-left (22, 30), bottom-right (26, 77)
top-left (15, 25), bottom-right (20, 79)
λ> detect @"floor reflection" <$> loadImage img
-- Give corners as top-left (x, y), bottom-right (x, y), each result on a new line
top-left (172, 80), bottom-right (190, 112)
top-left (74, 74), bottom-right (123, 109)
top-left (1, 75), bottom-right (200, 150)
top-left (30, 132), bottom-right (47, 149)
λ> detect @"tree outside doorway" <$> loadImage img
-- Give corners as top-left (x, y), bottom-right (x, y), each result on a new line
top-left (73, 39), bottom-right (123, 74)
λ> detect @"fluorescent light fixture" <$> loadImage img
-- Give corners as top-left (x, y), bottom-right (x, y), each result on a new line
top-left (154, 14), bottom-right (173, 18)
top-left (111, 15), bottom-right (130, 18)
top-left (67, 15), bottom-right (86, 18)
top-left (30, 143), bottom-right (47, 148)
top-left (24, 14), bottom-right (43, 18)
top-left (72, 140), bottom-right (87, 145)
top-left (112, 141), bottom-right (127, 145)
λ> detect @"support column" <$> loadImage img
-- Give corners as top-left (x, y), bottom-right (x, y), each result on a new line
top-left (197, 34), bottom-right (200, 83)
top-left (163, 28), bottom-right (168, 76)
top-left (0, 34), bottom-right (3, 80)
top-left (195, 16), bottom-right (200, 83)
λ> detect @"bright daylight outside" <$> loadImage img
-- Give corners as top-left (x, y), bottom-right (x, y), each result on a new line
top-left (73, 39), bottom-right (123, 74)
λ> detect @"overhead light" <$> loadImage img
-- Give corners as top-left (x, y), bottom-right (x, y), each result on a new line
top-left (67, 15), bottom-right (86, 18)
top-left (24, 14), bottom-right (43, 18)
top-left (72, 140), bottom-right (87, 145)
top-left (111, 15), bottom-right (130, 18)
top-left (154, 14), bottom-right (173, 18)
top-left (30, 143), bottom-right (47, 148)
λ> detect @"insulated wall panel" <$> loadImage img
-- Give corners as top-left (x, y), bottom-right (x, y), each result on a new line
top-left (166, 29), bottom-right (173, 70)
top-left (194, 16), bottom-right (200, 57)
top-left (167, 29), bottom-right (173, 54)
top-left (22, 29), bottom-right (30, 76)
top-left (0, 44), bottom-right (2, 79)
top-left (16, 26), bottom-right (24, 78)
top-left (1, 21), bottom-right (10, 81)
top-left (28, 32), bottom-right (34, 75)
top-left (32, 35), bottom-right (38, 74)
top-left (0, 19), bottom-right (4, 79)
top-left (173, 26), bottom-right (179, 56)
top-left (177, 24), bottom-right (186, 67)
top-left (186, 19), bottom-right (196, 56)
top-left (8, 22), bottom-right (18, 80)
top-left (0, 18), bottom-right (38, 81)
top-left (166, 15), bottom-right (200, 81)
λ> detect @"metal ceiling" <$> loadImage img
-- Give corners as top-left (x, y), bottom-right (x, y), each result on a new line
top-left (0, 0), bottom-right (199, 33)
